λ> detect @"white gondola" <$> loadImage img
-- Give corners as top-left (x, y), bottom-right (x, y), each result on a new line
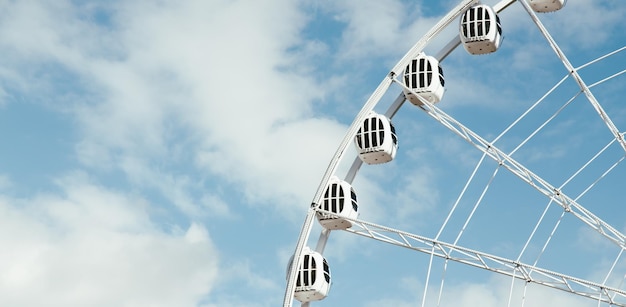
top-left (316, 177), bottom-right (359, 230)
top-left (288, 247), bottom-right (332, 303)
top-left (355, 111), bottom-right (398, 165)
top-left (459, 4), bottom-right (502, 55)
top-left (530, 0), bottom-right (566, 12)
top-left (403, 53), bottom-right (445, 106)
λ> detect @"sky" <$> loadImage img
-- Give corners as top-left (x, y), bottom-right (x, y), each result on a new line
top-left (0, 0), bottom-right (625, 306)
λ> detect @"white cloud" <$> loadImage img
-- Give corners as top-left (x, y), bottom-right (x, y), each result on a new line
top-left (438, 278), bottom-right (596, 307)
top-left (311, 0), bottom-right (442, 64)
top-left (492, 0), bottom-right (626, 54)
top-left (94, 0), bottom-right (348, 218)
top-left (0, 1), bottom-right (351, 304)
top-left (332, 0), bottom-right (410, 59)
top-left (546, 0), bottom-right (626, 51)
top-left (367, 274), bottom-right (594, 307)
top-left (0, 86), bottom-right (7, 108)
top-left (0, 0), bottom-right (349, 219)
top-left (0, 174), bottom-right (11, 190)
top-left (0, 173), bottom-right (217, 307)
top-left (201, 193), bottom-right (235, 219)
top-left (1, 0), bottom-right (623, 306)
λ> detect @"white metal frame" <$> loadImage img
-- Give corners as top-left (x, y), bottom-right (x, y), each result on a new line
top-left (283, 0), bottom-right (626, 306)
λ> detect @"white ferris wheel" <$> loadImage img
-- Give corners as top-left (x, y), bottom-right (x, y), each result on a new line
top-left (284, 0), bottom-right (626, 306)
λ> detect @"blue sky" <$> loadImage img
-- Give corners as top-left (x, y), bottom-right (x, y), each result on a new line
top-left (0, 0), bottom-right (625, 306)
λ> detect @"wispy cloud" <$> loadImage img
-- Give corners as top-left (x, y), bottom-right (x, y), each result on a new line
top-left (0, 172), bottom-right (217, 306)
top-left (0, 0), bottom-right (340, 304)
top-left (0, 0), bottom-right (624, 306)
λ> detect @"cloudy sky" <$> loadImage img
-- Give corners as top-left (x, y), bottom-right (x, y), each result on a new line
top-left (0, 0), bottom-right (625, 306)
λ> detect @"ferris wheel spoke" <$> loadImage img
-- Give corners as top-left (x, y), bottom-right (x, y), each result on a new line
top-left (559, 138), bottom-right (617, 191)
top-left (573, 154), bottom-right (626, 203)
top-left (602, 249), bottom-right (625, 288)
top-left (436, 153), bottom-right (488, 240)
top-left (507, 89), bottom-right (581, 157)
top-left (518, 0), bottom-right (626, 152)
top-left (529, 210), bottom-right (566, 268)
top-left (491, 73), bottom-right (570, 147)
top-left (330, 211), bottom-right (626, 306)
top-left (590, 68), bottom-right (626, 89)
top-left (395, 75), bottom-right (626, 252)
top-left (516, 199), bottom-right (553, 262)
top-left (507, 269), bottom-right (519, 307)
top-left (450, 166), bottom-right (501, 248)
top-left (577, 45), bottom-right (626, 71)
top-left (286, 1), bottom-right (625, 305)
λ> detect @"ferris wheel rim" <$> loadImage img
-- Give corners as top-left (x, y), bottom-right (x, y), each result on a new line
top-left (284, 0), bottom-right (625, 306)
top-left (283, 1), bottom-right (482, 305)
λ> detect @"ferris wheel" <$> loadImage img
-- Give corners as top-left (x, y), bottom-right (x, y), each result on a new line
top-left (284, 0), bottom-right (626, 306)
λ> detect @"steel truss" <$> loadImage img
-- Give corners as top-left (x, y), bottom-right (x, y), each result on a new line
top-left (394, 75), bottom-right (626, 251)
top-left (312, 208), bottom-right (626, 306)
top-left (284, 0), bottom-right (626, 306)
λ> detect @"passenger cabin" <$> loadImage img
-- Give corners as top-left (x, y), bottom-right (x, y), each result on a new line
top-left (530, 0), bottom-right (566, 12)
top-left (460, 4), bottom-right (502, 55)
top-left (355, 112), bottom-right (398, 165)
top-left (290, 247), bottom-right (332, 303)
top-left (403, 53), bottom-right (445, 106)
top-left (317, 177), bottom-right (359, 230)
